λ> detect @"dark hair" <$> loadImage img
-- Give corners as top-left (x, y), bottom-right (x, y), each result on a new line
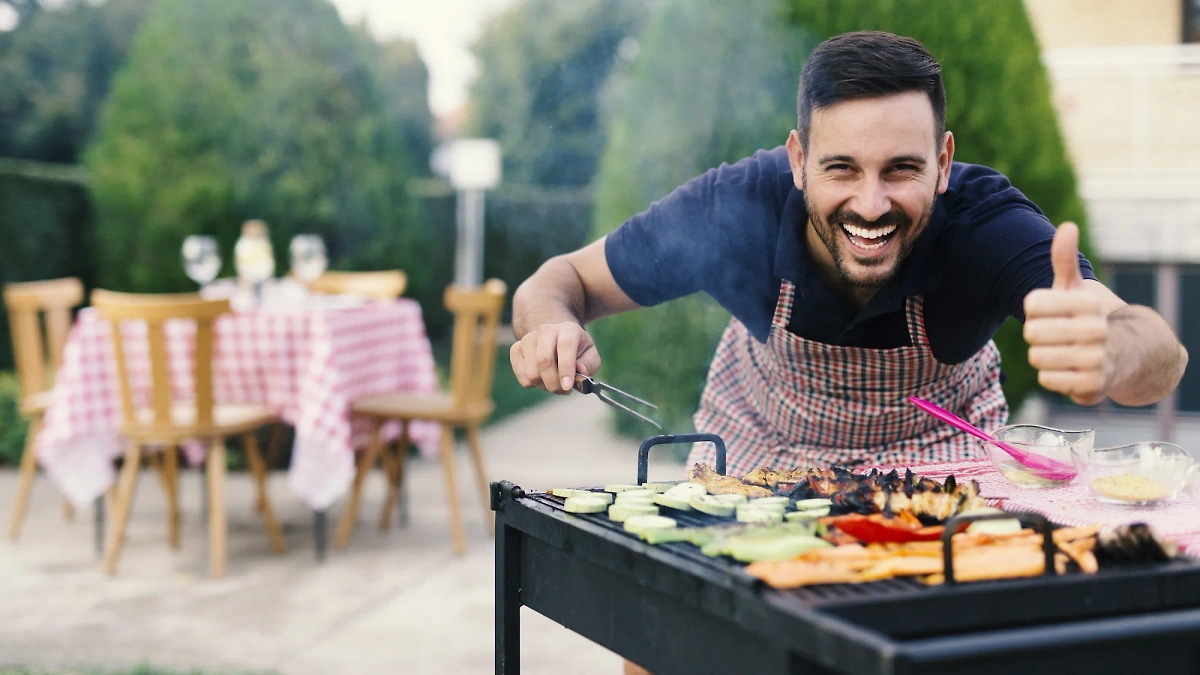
top-left (797, 31), bottom-right (946, 150)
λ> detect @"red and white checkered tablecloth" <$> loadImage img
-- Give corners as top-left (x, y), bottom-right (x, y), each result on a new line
top-left (882, 458), bottom-right (1200, 557)
top-left (37, 300), bottom-right (441, 510)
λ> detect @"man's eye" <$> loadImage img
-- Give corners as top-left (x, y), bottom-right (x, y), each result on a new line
top-left (892, 164), bottom-right (919, 173)
top-left (827, 164), bottom-right (851, 172)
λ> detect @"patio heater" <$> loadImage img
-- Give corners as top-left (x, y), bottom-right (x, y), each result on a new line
top-left (435, 139), bottom-right (502, 289)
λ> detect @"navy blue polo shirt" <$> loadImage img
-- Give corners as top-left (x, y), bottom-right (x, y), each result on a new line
top-left (604, 145), bottom-right (1096, 365)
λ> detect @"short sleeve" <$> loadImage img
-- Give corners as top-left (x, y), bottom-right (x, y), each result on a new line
top-left (947, 199), bottom-right (1097, 322)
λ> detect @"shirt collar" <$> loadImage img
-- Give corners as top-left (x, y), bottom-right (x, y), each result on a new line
top-left (773, 184), bottom-right (949, 324)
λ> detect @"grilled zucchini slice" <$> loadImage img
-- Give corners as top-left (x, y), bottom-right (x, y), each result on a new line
top-left (690, 495), bottom-right (736, 517)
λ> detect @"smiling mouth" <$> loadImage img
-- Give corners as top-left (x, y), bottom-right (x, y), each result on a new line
top-left (841, 223), bottom-right (898, 252)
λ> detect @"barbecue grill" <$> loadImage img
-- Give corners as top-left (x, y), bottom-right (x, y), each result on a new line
top-left (491, 433), bottom-right (1200, 675)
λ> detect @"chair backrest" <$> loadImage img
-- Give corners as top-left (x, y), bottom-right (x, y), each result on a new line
top-left (445, 279), bottom-right (507, 411)
top-left (308, 270), bottom-right (407, 301)
top-left (91, 290), bottom-right (231, 438)
top-left (4, 277), bottom-right (84, 398)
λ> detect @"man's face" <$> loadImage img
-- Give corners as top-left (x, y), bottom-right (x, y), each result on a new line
top-left (786, 91), bottom-right (952, 293)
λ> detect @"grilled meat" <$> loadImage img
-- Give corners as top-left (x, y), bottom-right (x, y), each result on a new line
top-left (688, 463), bottom-right (772, 498)
top-left (781, 467), bottom-right (984, 523)
top-left (742, 466), bottom-right (824, 489)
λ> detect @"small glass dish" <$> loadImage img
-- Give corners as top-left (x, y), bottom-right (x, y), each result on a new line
top-left (1186, 464), bottom-right (1200, 512)
top-left (1072, 442), bottom-right (1194, 507)
top-left (983, 424), bottom-right (1093, 489)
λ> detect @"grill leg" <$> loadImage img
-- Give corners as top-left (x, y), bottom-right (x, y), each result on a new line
top-left (93, 495), bottom-right (105, 558)
top-left (314, 509), bottom-right (327, 562)
top-left (496, 521), bottom-right (521, 674)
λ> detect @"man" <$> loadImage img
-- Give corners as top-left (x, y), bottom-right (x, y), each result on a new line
top-left (511, 30), bottom-right (1187, 477)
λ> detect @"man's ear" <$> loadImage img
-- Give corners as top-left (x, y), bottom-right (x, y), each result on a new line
top-left (937, 131), bottom-right (954, 194)
top-left (786, 129), bottom-right (805, 190)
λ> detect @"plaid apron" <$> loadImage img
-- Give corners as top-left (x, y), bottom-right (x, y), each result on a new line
top-left (690, 279), bottom-right (1008, 475)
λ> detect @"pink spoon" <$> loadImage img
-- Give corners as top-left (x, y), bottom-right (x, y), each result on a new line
top-left (908, 396), bottom-right (1076, 481)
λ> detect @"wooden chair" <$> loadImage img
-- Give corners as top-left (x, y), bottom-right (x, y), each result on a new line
top-left (333, 279), bottom-right (506, 554)
top-left (5, 277), bottom-right (84, 540)
top-left (92, 290), bottom-right (286, 577)
top-left (307, 270), bottom-right (407, 301)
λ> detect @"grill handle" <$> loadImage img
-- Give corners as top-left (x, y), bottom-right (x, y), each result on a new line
top-left (637, 433), bottom-right (726, 484)
top-left (939, 510), bottom-right (1056, 585)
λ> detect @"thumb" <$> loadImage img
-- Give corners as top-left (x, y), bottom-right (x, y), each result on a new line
top-left (576, 340), bottom-right (602, 380)
top-left (1051, 222), bottom-right (1084, 290)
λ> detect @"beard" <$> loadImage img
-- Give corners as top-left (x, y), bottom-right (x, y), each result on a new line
top-left (803, 176), bottom-right (938, 290)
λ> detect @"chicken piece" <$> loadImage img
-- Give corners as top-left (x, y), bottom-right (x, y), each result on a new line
top-left (688, 463), bottom-right (772, 498)
top-left (742, 466), bottom-right (822, 489)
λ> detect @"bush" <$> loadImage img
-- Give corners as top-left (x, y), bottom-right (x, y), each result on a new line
top-left (0, 371), bottom-right (29, 466)
top-left (591, 0), bottom-right (1091, 436)
top-left (84, 0), bottom-right (430, 300)
top-left (0, 168), bottom-right (94, 370)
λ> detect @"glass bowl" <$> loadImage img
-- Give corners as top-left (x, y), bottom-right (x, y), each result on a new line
top-left (1071, 442), bottom-right (1194, 507)
top-left (982, 424), bottom-right (1092, 489)
top-left (1187, 464), bottom-right (1200, 512)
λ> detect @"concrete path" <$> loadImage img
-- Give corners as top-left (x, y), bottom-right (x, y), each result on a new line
top-left (0, 395), bottom-right (684, 674)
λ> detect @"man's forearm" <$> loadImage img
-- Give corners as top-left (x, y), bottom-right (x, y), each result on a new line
top-left (1105, 304), bottom-right (1188, 406)
top-left (512, 256), bottom-right (588, 339)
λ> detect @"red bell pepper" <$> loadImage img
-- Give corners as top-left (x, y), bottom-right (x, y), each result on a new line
top-left (830, 514), bottom-right (946, 544)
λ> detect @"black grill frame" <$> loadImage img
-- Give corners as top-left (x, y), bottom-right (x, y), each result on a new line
top-left (492, 433), bottom-right (1200, 674)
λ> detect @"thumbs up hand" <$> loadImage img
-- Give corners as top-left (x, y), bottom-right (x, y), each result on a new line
top-left (1023, 222), bottom-right (1112, 406)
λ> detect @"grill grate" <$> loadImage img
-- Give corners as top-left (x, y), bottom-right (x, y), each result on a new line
top-left (530, 490), bottom-right (932, 603)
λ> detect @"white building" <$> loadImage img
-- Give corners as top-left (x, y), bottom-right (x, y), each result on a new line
top-left (1022, 0), bottom-right (1200, 444)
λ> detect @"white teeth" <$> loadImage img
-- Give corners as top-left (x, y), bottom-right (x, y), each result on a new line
top-left (842, 223), bottom-right (897, 240)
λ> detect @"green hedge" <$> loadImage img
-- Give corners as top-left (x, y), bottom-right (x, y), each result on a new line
top-left (0, 166), bottom-right (94, 371)
top-left (591, 0), bottom-right (1092, 436)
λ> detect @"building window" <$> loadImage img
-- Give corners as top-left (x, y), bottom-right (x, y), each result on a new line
top-left (1186, 0), bottom-right (1200, 43)
top-left (1178, 268), bottom-right (1200, 412)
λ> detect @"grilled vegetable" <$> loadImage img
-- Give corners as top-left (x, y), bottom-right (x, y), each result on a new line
top-left (641, 483), bottom-right (675, 493)
top-left (615, 489), bottom-right (656, 501)
top-left (713, 494), bottom-right (748, 505)
top-left (551, 488), bottom-right (614, 504)
top-left (1095, 523), bottom-right (1177, 564)
top-left (624, 515), bottom-right (677, 536)
top-left (794, 498), bottom-right (833, 511)
top-left (652, 493), bottom-right (693, 511)
top-left (751, 497), bottom-right (792, 507)
top-left (738, 508), bottom-right (783, 524)
top-left (785, 508), bottom-right (829, 521)
top-left (608, 503), bottom-right (658, 522)
top-left (564, 495), bottom-right (609, 514)
top-left (831, 514), bottom-right (945, 543)
top-left (690, 495), bottom-right (736, 517)
top-left (730, 535), bottom-right (830, 562)
top-left (605, 484), bottom-right (647, 493)
top-left (641, 528), bottom-right (693, 544)
top-left (665, 482), bottom-right (708, 498)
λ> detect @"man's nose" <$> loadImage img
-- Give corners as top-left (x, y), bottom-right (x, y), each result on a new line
top-left (848, 180), bottom-right (892, 223)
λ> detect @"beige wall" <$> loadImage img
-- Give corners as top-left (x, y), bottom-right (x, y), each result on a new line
top-left (1024, 0), bottom-right (1183, 49)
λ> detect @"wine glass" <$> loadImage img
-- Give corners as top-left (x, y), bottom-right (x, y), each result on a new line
top-left (182, 235), bottom-right (221, 287)
top-left (290, 235), bottom-right (328, 284)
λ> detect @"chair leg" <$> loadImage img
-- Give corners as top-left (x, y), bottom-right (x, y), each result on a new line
top-left (439, 424), bottom-right (466, 554)
top-left (207, 438), bottom-right (228, 578)
top-left (258, 424), bottom-right (285, 514)
top-left (63, 500), bottom-right (74, 522)
top-left (104, 441), bottom-right (143, 575)
top-left (8, 419), bottom-right (41, 540)
top-left (464, 424), bottom-right (494, 534)
top-left (333, 418), bottom-right (384, 550)
top-left (163, 446), bottom-right (181, 550)
top-left (379, 422), bottom-right (409, 531)
top-left (243, 432), bottom-right (286, 554)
